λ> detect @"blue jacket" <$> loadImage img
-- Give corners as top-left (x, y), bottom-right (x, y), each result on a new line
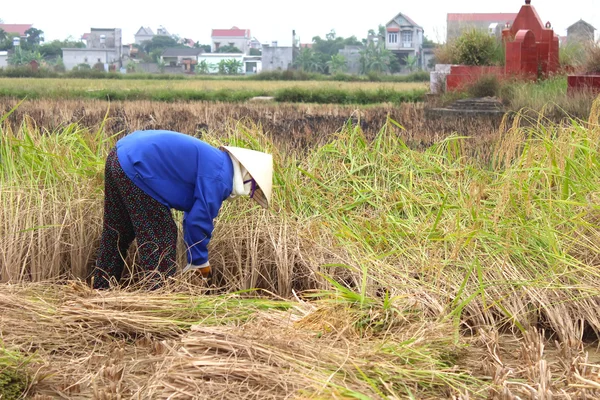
top-left (116, 130), bottom-right (233, 265)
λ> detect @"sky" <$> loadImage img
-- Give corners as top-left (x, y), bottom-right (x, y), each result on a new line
top-left (1, 0), bottom-right (599, 46)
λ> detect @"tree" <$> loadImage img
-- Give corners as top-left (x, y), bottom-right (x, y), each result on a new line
top-left (216, 45), bottom-right (242, 53)
top-left (142, 35), bottom-right (181, 55)
top-left (359, 43), bottom-right (393, 74)
top-left (195, 60), bottom-right (210, 74)
top-left (327, 54), bottom-right (347, 74)
top-left (294, 47), bottom-right (323, 72)
top-left (0, 28), bottom-right (6, 43)
top-left (40, 39), bottom-right (84, 61)
top-left (8, 46), bottom-right (44, 66)
top-left (224, 59), bottom-right (243, 74)
top-left (403, 54), bottom-right (418, 72)
top-left (24, 27), bottom-right (44, 46)
top-left (311, 29), bottom-right (361, 72)
top-left (194, 43), bottom-right (211, 53)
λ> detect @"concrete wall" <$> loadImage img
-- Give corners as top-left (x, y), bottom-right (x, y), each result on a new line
top-left (135, 62), bottom-right (160, 73)
top-left (62, 49), bottom-right (120, 70)
top-left (338, 46), bottom-right (362, 75)
top-left (261, 46), bottom-right (294, 71)
top-left (0, 52), bottom-right (7, 68)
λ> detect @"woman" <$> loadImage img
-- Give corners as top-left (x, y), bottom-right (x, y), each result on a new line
top-left (91, 129), bottom-right (273, 289)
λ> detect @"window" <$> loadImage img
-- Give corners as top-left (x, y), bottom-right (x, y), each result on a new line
top-left (388, 33), bottom-right (398, 44)
top-left (84, 57), bottom-right (88, 63)
top-left (97, 58), bottom-right (101, 63)
top-left (402, 31), bottom-right (413, 46)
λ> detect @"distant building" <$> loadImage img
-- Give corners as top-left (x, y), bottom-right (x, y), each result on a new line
top-left (211, 26), bottom-right (251, 53)
top-left (261, 43), bottom-right (296, 71)
top-left (447, 13), bottom-right (518, 40)
top-left (0, 24), bottom-right (33, 39)
top-left (161, 47), bottom-right (203, 72)
top-left (338, 45), bottom-right (362, 74)
top-left (567, 19), bottom-right (596, 44)
top-left (134, 27), bottom-right (155, 45)
top-left (134, 26), bottom-right (172, 45)
top-left (385, 12), bottom-right (424, 68)
top-left (0, 51), bottom-right (8, 68)
top-left (62, 28), bottom-right (123, 71)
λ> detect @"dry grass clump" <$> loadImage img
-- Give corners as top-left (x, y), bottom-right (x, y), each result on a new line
top-left (0, 282), bottom-right (477, 399)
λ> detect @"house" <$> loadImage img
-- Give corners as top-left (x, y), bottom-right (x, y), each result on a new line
top-left (211, 26), bottom-right (251, 53)
top-left (0, 51), bottom-right (8, 68)
top-left (197, 53), bottom-right (262, 74)
top-left (0, 24), bottom-right (33, 39)
top-left (385, 13), bottom-right (424, 68)
top-left (567, 19), bottom-right (596, 44)
top-left (62, 28), bottom-right (123, 71)
top-left (161, 47), bottom-right (203, 72)
top-left (261, 43), bottom-right (296, 71)
top-left (134, 26), bottom-right (172, 45)
top-left (447, 13), bottom-right (518, 40)
top-left (134, 27), bottom-right (155, 45)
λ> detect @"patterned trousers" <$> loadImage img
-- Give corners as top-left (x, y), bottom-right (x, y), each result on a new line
top-left (92, 148), bottom-right (178, 289)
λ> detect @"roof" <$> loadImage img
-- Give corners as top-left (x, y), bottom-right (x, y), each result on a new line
top-left (567, 19), bottom-right (596, 31)
top-left (0, 24), bottom-right (33, 36)
top-left (82, 33), bottom-right (90, 40)
top-left (136, 26), bottom-right (154, 36)
top-left (211, 27), bottom-right (250, 38)
top-left (161, 47), bottom-right (203, 57)
top-left (386, 13), bottom-right (422, 29)
top-left (447, 13), bottom-right (518, 23)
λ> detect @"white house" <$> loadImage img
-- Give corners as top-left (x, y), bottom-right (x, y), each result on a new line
top-left (0, 51), bottom-right (8, 68)
top-left (62, 28), bottom-right (123, 70)
top-left (197, 53), bottom-right (262, 74)
top-left (385, 12), bottom-right (424, 68)
top-left (211, 27), bottom-right (251, 53)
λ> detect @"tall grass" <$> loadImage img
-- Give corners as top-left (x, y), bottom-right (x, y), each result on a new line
top-left (2, 99), bottom-right (600, 397)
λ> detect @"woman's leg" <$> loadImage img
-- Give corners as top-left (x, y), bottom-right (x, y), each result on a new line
top-left (111, 157), bottom-right (178, 289)
top-left (92, 148), bottom-right (135, 289)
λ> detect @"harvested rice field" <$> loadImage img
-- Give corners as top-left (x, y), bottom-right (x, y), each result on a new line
top-left (1, 96), bottom-right (600, 399)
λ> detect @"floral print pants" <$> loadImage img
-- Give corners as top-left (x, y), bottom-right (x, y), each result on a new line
top-left (92, 148), bottom-right (178, 289)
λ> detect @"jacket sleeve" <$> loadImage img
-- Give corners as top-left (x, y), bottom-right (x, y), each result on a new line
top-left (183, 197), bottom-right (215, 265)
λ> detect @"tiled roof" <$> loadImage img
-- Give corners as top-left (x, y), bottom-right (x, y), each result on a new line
top-left (81, 33), bottom-right (90, 40)
top-left (386, 13), bottom-right (422, 29)
top-left (211, 27), bottom-right (250, 38)
top-left (136, 26), bottom-right (154, 36)
top-left (0, 24), bottom-right (33, 36)
top-left (162, 47), bottom-right (203, 57)
top-left (567, 19), bottom-right (596, 31)
top-left (447, 13), bottom-right (518, 23)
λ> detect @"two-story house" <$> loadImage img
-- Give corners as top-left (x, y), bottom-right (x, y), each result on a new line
top-left (211, 27), bottom-right (251, 53)
top-left (385, 13), bottom-right (424, 68)
top-left (567, 19), bottom-right (596, 45)
top-left (62, 28), bottom-right (123, 71)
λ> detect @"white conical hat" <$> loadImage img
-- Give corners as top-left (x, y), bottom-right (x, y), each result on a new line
top-left (222, 146), bottom-right (273, 208)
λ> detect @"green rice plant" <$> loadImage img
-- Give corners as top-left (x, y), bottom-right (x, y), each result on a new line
top-left (0, 345), bottom-right (31, 400)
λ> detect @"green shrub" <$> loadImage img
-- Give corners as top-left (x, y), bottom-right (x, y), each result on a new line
top-left (454, 29), bottom-right (503, 66)
top-left (0, 347), bottom-right (30, 400)
top-left (583, 43), bottom-right (600, 74)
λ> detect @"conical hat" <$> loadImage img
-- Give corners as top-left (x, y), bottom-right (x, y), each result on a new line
top-left (222, 146), bottom-right (273, 208)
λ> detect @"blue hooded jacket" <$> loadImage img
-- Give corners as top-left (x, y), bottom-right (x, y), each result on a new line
top-left (116, 130), bottom-right (233, 266)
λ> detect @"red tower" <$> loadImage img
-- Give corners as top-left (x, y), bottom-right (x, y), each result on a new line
top-left (502, 0), bottom-right (560, 77)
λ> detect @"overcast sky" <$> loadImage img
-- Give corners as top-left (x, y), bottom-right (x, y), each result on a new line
top-left (1, 0), bottom-right (599, 45)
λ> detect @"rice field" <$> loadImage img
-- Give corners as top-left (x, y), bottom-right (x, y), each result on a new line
top-left (0, 78), bottom-right (428, 104)
top-left (1, 96), bottom-right (600, 398)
